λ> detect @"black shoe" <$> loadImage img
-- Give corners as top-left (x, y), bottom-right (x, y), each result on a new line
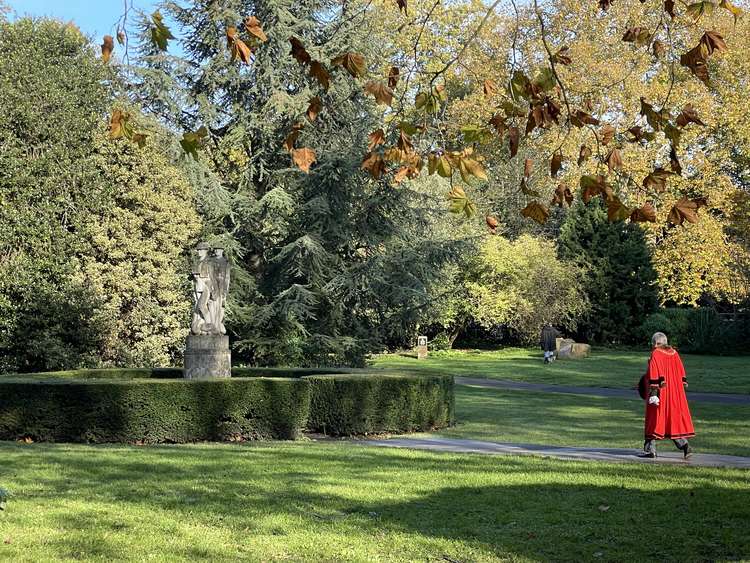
top-left (682, 444), bottom-right (693, 459)
top-left (638, 451), bottom-right (656, 458)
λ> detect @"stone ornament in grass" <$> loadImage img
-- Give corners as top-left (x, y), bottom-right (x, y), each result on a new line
top-left (190, 242), bottom-right (230, 335)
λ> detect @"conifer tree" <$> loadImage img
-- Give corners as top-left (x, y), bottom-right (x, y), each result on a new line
top-left (133, 1), bottom-right (465, 366)
top-left (558, 199), bottom-right (658, 344)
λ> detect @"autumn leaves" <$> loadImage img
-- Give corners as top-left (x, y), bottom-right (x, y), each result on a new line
top-left (100, 1), bottom-right (741, 231)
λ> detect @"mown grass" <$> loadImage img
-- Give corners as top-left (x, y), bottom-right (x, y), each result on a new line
top-left (371, 348), bottom-right (750, 394)
top-left (427, 385), bottom-right (750, 457)
top-left (0, 441), bottom-right (749, 562)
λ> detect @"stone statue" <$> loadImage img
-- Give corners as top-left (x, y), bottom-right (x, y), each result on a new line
top-left (185, 241), bottom-right (231, 378)
top-left (190, 242), bottom-right (230, 335)
top-left (208, 246), bottom-right (230, 335)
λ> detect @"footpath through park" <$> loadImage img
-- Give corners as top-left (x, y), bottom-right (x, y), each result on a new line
top-left (350, 375), bottom-right (750, 469)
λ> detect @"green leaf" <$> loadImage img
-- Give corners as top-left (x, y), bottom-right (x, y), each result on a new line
top-left (686, 1), bottom-right (715, 21)
top-left (150, 10), bottom-right (175, 51)
top-left (720, 0), bottom-right (742, 22)
top-left (509, 71), bottom-right (531, 100)
top-left (532, 67), bottom-right (556, 92)
top-left (180, 126), bottom-right (208, 159)
top-left (461, 125), bottom-right (493, 144)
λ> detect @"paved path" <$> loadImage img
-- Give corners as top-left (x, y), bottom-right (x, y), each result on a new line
top-left (359, 436), bottom-right (750, 469)
top-left (456, 377), bottom-right (750, 405)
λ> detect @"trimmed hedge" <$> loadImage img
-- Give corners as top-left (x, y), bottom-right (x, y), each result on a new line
top-left (306, 374), bottom-right (455, 436)
top-left (0, 369), bottom-right (454, 443)
top-left (0, 378), bottom-right (310, 443)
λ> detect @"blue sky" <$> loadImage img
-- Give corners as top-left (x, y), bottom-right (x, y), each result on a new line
top-left (5, 0), bottom-right (160, 39)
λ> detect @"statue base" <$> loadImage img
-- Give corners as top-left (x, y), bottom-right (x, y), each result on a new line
top-left (184, 335), bottom-right (231, 379)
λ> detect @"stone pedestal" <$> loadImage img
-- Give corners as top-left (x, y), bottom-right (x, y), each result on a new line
top-left (184, 335), bottom-right (231, 379)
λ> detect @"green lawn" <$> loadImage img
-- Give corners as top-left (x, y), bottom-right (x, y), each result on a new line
top-left (1, 441), bottom-right (749, 562)
top-left (371, 348), bottom-right (750, 394)
top-left (426, 385), bottom-right (750, 457)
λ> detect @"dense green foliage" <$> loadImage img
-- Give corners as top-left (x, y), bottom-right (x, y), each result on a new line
top-left (640, 308), bottom-right (750, 355)
top-left (0, 18), bottom-right (201, 373)
top-left (134, 0), bottom-right (466, 367)
top-left (0, 370), bottom-right (454, 442)
top-left (558, 199), bottom-right (659, 344)
top-left (0, 378), bottom-right (311, 442)
top-left (306, 374), bottom-right (454, 435)
top-left (425, 234), bottom-right (587, 346)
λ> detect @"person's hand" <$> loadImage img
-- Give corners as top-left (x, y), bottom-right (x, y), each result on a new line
top-left (648, 395), bottom-right (660, 406)
top-left (683, 382), bottom-right (688, 388)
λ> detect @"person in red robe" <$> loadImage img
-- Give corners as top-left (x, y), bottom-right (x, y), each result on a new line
top-left (640, 332), bottom-right (695, 458)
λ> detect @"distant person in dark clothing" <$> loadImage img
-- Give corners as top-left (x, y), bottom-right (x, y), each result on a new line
top-left (540, 324), bottom-right (560, 364)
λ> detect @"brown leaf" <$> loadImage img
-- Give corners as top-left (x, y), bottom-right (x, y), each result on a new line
top-left (361, 151), bottom-right (386, 179)
top-left (571, 110), bottom-right (600, 127)
top-left (642, 168), bottom-right (675, 192)
top-left (388, 66), bottom-right (400, 90)
top-left (109, 109), bottom-right (127, 139)
top-left (676, 104), bottom-right (705, 127)
top-left (489, 114), bottom-right (506, 137)
top-left (397, 128), bottom-right (413, 152)
top-left (486, 215), bottom-right (500, 232)
top-left (289, 37), bottom-right (311, 65)
top-left (578, 145), bottom-right (592, 165)
top-left (550, 152), bottom-right (563, 177)
top-left (652, 40), bottom-right (667, 58)
top-left (580, 175), bottom-right (607, 203)
top-left (701, 31), bottom-right (727, 55)
top-left (396, 0), bottom-right (408, 13)
top-left (509, 127), bottom-right (519, 158)
top-left (521, 201), bottom-right (550, 224)
top-left (669, 145), bottom-right (682, 175)
top-left (600, 124), bottom-right (616, 146)
top-left (368, 129), bottom-right (385, 151)
top-left (622, 27), bottom-right (651, 47)
top-left (680, 44), bottom-right (710, 85)
top-left (630, 203), bottom-right (657, 222)
top-left (552, 183), bottom-right (573, 207)
top-left (309, 61), bottom-right (330, 90)
top-left (244, 16), bottom-right (268, 42)
top-left (665, 0), bottom-right (676, 18)
top-left (283, 125), bottom-right (303, 152)
top-left (393, 166), bottom-right (411, 184)
top-left (606, 148), bottom-right (623, 173)
top-left (552, 46), bottom-right (572, 65)
top-left (292, 147), bottom-right (316, 173)
top-left (306, 97), bottom-right (322, 122)
top-left (668, 197), bottom-right (705, 225)
top-left (365, 81), bottom-right (393, 105)
top-left (332, 52), bottom-right (366, 78)
top-left (101, 35), bottom-right (114, 63)
top-left (117, 30), bottom-right (126, 46)
top-left (599, 0), bottom-right (613, 11)
top-left (231, 38), bottom-right (253, 64)
top-left (483, 79), bottom-right (498, 97)
top-left (524, 158), bottom-right (533, 178)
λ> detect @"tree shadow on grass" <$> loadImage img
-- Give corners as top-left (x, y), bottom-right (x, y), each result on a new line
top-left (2, 442), bottom-right (749, 560)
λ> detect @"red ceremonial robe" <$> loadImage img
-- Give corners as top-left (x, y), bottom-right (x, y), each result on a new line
top-left (644, 347), bottom-right (695, 440)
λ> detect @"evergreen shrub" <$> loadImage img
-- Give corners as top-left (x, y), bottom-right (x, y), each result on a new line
top-left (0, 378), bottom-right (310, 443)
top-left (0, 371), bottom-right (454, 442)
top-left (306, 374), bottom-right (455, 436)
top-left (639, 308), bottom-right (749, 355)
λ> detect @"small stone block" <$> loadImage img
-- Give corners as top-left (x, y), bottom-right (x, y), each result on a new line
top-left (184, 335), bottom-right (231, 379)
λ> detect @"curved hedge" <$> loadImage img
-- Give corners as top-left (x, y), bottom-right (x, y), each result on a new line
top-left (0, 370), bottom-right (453, 443)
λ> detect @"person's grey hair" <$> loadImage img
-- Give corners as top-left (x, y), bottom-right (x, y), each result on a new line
top-left (651, 332), bottom-right (668, 347)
